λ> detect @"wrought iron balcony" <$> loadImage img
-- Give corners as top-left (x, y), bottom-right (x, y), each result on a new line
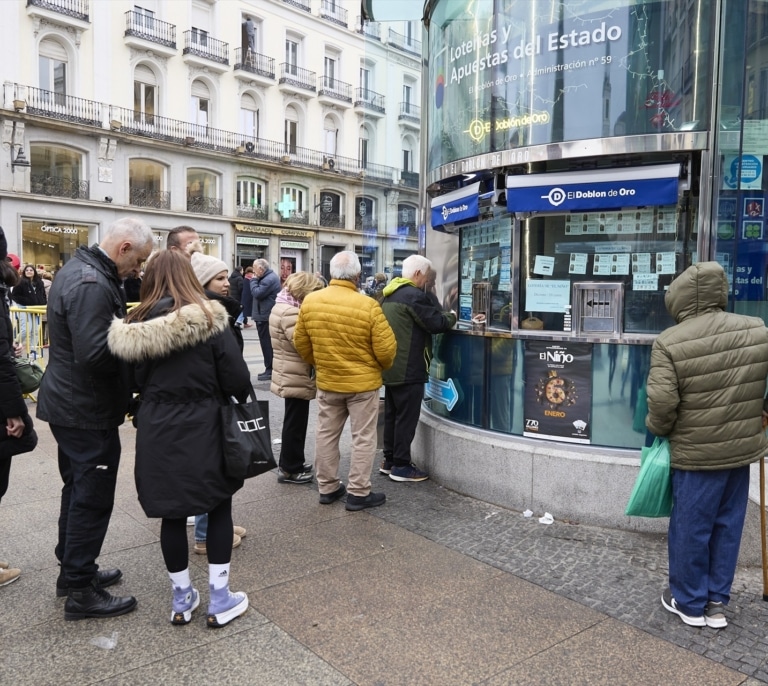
top-left (399, 101), bottom-right (421, 123)
top-left (31, 174), bottom-right (89, 199)
top-left (279, 64), bottom-right (317, 93)
top-left (182, 30), bottom-right (228, 65)
top-left (234, 48), bottom-right (275, 80)
top-left (319, 213), bottom-right (346, 229)
top-left (130, 187), bottom-right (171, 210)
top-left (355, 218), bottom-right (378, 233)
top-left (124, 10), bottom-right (176, 49)
top-left (26, 86), bottom-right (102, 126)
top-left (237, 204), bottom-right (269, 220)
top-left (28, 0), bottom-right (89, 22)
top-left (356, 16), bottom-right (380, 40)
top-left (354, 88), bottom-right (385, 114)
top-left (320, 0), bottom-right (347, 27)
top-left (280, 211), bottom-right (309, 225)
top-left (388, 29), bottom-right (421, 55)
top-left (282, 0), bottom-right (310, 11)
top-left (397, 220), bottom-right (418, 237)
top-left (187, 195), bottom-right (223, 215)
top-left (318, 76), bottom-right (352, 103)
top-left (400, 171), bottom-right (420, 188)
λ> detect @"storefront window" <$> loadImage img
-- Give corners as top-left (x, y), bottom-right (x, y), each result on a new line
top-left (427, 0), bottom-right (714, 171)
top-left (21, 220), bottom-right (92, 273)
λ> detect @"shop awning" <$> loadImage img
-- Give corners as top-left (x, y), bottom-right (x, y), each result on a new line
top-left (430, 182), bottom-right (481, 228)
top-left (506, 164), bottom-right (681, 213)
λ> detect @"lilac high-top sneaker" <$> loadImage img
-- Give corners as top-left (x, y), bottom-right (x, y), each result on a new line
top-left (207, 585), bottom-right (248, 628)
top-left (171, 585), bottom-right (200, 625)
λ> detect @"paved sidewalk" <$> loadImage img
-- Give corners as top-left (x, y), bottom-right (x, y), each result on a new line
top-left (1, 328), bottom-right (767, 685)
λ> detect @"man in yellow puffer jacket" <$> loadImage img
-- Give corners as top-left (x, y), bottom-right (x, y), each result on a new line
top-left (646, 261), bottom-right (768, 630)
top-left (294, 251), bottom-right (396, 511)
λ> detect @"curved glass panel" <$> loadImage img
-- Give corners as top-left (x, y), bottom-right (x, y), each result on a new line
top-left (426, 0), bottom-right (713, 170)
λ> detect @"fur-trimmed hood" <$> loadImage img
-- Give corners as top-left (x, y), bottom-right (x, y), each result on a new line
top-left (108, 299), bottom-right (230, 363)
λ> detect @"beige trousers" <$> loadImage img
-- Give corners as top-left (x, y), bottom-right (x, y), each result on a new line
top-left (314, 389), bottom-right (379, 498)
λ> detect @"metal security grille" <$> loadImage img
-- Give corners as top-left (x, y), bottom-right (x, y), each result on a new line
top-left (572, 282), bottom-right (623, 335)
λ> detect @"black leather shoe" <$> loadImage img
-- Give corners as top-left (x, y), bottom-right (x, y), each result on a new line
top-left (319, 483), bottom-right (346, 504)
top-left (56, 568), bottom-right (123, 598)
top-left (64, 579), bottom-right (137, 621)
top-left (345, 491), bottom-right (386, 511)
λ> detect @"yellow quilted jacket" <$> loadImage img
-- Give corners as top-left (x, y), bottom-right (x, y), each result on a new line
top-left (294, 279), bottom-right (396, 393)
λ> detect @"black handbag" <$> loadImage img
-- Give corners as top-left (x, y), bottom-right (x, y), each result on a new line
top-left (220, 387), bottom-right (276, 479)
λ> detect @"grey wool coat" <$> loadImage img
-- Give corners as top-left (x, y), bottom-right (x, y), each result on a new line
top-left (107, 298), bottom-right (252, 519)
top-left (646, 261), bottom-right (768, 471)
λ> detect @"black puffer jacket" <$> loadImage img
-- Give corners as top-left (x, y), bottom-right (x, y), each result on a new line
top-left (11, 277), bottom-right (46, 306)
top-left (37, 245), bottom-right (130, 429)
top-left (108, 298), bottom-right (251, 518)
top-left (381, 277), bottom-right (456, 385)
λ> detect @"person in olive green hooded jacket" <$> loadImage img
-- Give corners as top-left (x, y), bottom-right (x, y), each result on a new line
top-left (380, 255), bottom-right (456, 482)
top-left (646, 261), bottom-right (768, 630)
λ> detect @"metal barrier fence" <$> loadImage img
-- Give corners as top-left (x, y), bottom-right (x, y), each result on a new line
top-left (10, 306), bottom-right (47, 362)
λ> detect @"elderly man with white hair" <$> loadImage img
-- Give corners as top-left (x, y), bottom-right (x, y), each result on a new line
top-left (379, 254), bottom-right (456, 482)
top-left (294, 251), bottom-right (396, 510)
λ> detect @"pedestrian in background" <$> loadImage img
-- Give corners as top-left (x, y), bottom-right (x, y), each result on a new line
top-left (228, 265), bottom-right (244, 309)
top-left (108, 250), bottom-right (251, 628)
top-left (380, 255), bottom-right (456, 482)
top-left (269, 271), bottom-right (324, 485)
top-left (37, 216), bottom-right (153, 620)
top-left (241, 266), bottom-right (254, 328)
top-left (0, 229), bottom-right (38, 588)
top-left (294, 251), bottom-right (396, 511)
top-left (166, 225), bottom-right (201, 256)
top-left (250, 258), bottom-right (281, 381)
top-left (646, 261), bottom-right (768, 629)
top-left (12, 263), bottom-right (46, 352)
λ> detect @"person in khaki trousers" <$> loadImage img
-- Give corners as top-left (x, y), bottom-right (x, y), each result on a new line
top-left (293, 251), bottom-right (396, 511)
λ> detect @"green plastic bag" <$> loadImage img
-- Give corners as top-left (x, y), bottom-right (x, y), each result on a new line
top-left (625, 437), bottom-right (673, 517)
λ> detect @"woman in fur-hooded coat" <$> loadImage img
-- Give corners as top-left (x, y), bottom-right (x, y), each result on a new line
top-left (108, 262), bottom-right (251, 520)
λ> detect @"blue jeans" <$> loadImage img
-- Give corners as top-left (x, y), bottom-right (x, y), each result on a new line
top-left (668, 466), bottom-right (750, 616)
top-left (194, 513), bottom-right (208, 543)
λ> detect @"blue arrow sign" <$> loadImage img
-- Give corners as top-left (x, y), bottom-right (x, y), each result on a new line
top-left (425, 377), bottom-right (459, 411)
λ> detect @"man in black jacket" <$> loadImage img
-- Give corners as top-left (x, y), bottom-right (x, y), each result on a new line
top-left (380, 255), bottom-right (456, 482)
top-left (38, 216), bottom-right (154, 620)
top-left (250, 258), bottom-right (281, 380)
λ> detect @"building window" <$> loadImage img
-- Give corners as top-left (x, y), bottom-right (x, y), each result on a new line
top-left (359, 126), bottom-right (369, 168)
top-left (129, 159), bottom-right (168, 209)
top-left (324, 116), bottom-right (338, 156)
top-left (318, 191), bottom-right (343, 227)
top-left (285, 105), bottom-right (299, 154)
top-left (236, 178), bottom-right (266, 218)
top-left (240, 94), bottom-right (259, 139)
top-left (30, 145), bottom-right (87, 199)
top-left (134, 5), bottom-right (155, 30)
top-left (280, 185), bottom-right (305, 212)
top-left (285, 38), bottom-right (298, 76)
top-left (191, 79), bottom-right (210, 131)
top-left (191, 26), bottom-right (208, 47)
top-left (324, 55), bottom-right (336, 87)
top-left (133, 64), bottom-right (158, 124)
top-left (39, 38), bottom-right (68, 101)
top-left (187, 169), bottom-right (221, 214)
top-left (360, 65), bottom-right (371, 99)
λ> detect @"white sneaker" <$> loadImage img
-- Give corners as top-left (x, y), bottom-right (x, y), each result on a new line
top-left (661, 587), bottom-right (705, 627)
top-left (186, 516), bottom-right (195, 526)
top-left (207, 587), bottom-right (248, 628)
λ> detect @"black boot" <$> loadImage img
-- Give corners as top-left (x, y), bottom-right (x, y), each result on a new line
top-left (64, 579), bottom-right (137, 621)
top-left (56, 567), bottom-right (123, 597)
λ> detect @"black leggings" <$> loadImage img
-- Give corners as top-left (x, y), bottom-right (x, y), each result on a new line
top-left (0, 457), bottom-right (10, 503)
top-left (160, 498), bottom-right (233, 573)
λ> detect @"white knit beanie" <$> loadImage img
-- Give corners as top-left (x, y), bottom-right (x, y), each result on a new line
top-left (191, 252), bottom-right (228, 288)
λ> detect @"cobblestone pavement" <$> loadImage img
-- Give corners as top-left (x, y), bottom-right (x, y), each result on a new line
top-left (363, 471), bottom-right (768, 683)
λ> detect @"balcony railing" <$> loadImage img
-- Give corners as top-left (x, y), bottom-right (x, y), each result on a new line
top-left (31, 174), bottom-right (89, 199)
top-left (233, 48), bottom-right (275, 79)
top-left (400, 171), bottom-right (420, 188)
top-left (397, 220), bottom-right (418, 237)
top-left (26, 86), bottom-right (102, 126)
top-left (319, 213), bottom-right (346, 229)
top-left (124, 10), bottom-right (176, 49)
top-left (187, 195), bottom-right (223, 215)
top-left (237, 204), bottom-right (269, 220)
top-left (388, 29), bottom-right (421, 55)
top-left (320, 0), bottom-right (347, 27)
top-left (354, 88), bottom-right (385, 114)
top-left (355, 218), bottom-right (378, 233)
top-left (318, 76), bottom-right (352, 103)
top-left (7, 82), bottom-right (400, 186)
top-left (130, 187), bottom-right (171, 210)
top-left (282, 0), bottom-right (310, 11)
top-left (28, 0), bottom-right (89, 22)
top-left (279, 64), bottom-right (317, 92)
top-left (280, 210), bottom-right (309, 225)
top-left (399, 101), bottom-right (421, 123)
top-left (182, 30), bottom-right (228, 65)
top-left (356, 16), bottom-right (380, 40)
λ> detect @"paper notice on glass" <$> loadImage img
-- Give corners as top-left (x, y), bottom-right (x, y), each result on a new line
top-left (593, 253), bottom-right (613, 275)
top-left (525, 280), bottom-right (571, 313)
top-left (482, 260), bottom-right (490, 279)
top-left (633, 273), bottom-right (659, 291)
top-left (490, 256), bottom-right (499, 277)
top-left (462, 260), bottom-right (469, 277)
top-left (631, 253), bottom-right (652, 274)
top-left (656, 209), bottom-right (676, 234)
top-left (656, 252), bottom-right (677, 274)
top-left (609, 254), bottom-right (630, 275)
top-left (569, 253), bottom-right (588, 274)
top-left (565, 216), bottom-right (581, 235)
top-left (461, 278), bottom-right (473, 295)
top-left (469, 261), bottom-right (478, 279)
top-left (533, 255), bottom-right (555, 276)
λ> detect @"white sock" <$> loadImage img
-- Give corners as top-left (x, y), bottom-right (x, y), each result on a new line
top-left (168, 568), bottom-right (191, 589)
top-left (209, 563), bottom-right (230, 590)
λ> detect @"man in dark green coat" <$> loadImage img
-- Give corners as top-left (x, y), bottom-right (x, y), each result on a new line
top-left (380, 255), bottom-right (456, 482)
